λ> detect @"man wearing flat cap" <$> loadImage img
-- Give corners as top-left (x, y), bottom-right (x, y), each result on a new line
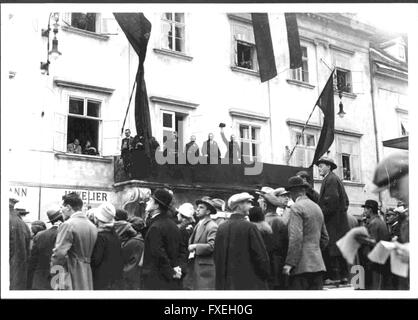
top-left (373, 151), bottom-right (409, 289)
top-left (214, 192), bottom-right (270, 289)
top-left (141, 188), bottom-right (186, 290)
top-left (316, 156), bottom-right (350, 284)
top-left (184, 197), bottom-right (218, 290)
top-left (283, 176), bottom-right (329, 290)
top-left (9, 193), bottom-right (31, 290)
top-left (28, 205), bottom-right (64, 289)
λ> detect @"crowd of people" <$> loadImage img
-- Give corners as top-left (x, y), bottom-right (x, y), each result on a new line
top-left (9, 152), bottom-right (409, 291)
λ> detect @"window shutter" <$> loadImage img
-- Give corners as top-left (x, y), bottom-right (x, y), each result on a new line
top-left (335, 140), bottom-right (343, 179)
top-left (351, 154), bottom-right (360, 182)
top-left (293, 147), bottom-right (305, 167)
top-left (233, 24), bottom-right (254, 44)
top-left (101, 15), bottom-right (119, 34)
top-left (61, 13), bottom-right (71, 26)
top-left (351, 70), bottom-right (364, 94)
top-left (53, 112), bottom-right (67, 152)
top-left (102, 119), bottom-right (120, 156)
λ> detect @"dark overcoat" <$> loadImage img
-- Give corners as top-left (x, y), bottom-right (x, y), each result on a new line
top-left (141, 214), bottom-right (186, 290)
top-left (318, 171), bottom-right (350, 256)
top-left (9, 212), bottom-right (31, 290)
top-left (27, 225), bottom-right (59, 289)
top-left (91, 228), bottom-right (124, 290)
top-left (214, 214), bottom-right (270, 290)
top-left (184, 217), bottom-right (218, 290)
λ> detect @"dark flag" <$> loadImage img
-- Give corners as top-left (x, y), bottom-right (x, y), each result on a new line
top-left (284, 13), bottom-right (302, 69)
top-left (251, 13), bottom-right (277, 82)
top-left (311, 70), bottom-right (335, 167)
top-left (114, 13), bottom-right (152, 158)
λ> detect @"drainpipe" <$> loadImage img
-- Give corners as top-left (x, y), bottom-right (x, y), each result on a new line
top-left (368, 50), bottom-right (382, 204)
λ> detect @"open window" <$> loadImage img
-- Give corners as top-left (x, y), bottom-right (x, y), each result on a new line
top-left (290, 128), bottom-right (319, 178)
top-left (230, 15), bottom-right (258, 72)
top-left (291, 46), bottom-right (309, 82)
top-left (335, 136), bottom-right (361, 182)
top-left (161, 13), bottom-right (186, 53)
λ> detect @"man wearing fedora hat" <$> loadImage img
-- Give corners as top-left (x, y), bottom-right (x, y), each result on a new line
top-left (283, 176), bottom-right (329, 290)
top-left (316, 156), bottom-right (350, 284)
top-left (214, 192), bottom-right (270, 290)
top-left (27, 205), bottom-right (64, 289)
top-left (9, 193), bottom-right (31, 290)
top-left (141, 188), bottom-right (186, 290)
top-left (359, 199), bottom-right (391, 290)
top-left (51, 192), bottom-right (98, 290)
top-left (184, 197), bottom-right (218, 290)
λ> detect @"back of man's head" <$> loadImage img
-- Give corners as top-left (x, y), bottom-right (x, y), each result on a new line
top-left (62, 192), bottom-right (83, 212)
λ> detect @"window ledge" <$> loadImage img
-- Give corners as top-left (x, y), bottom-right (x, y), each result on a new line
top-left (286, 79), bottom-right (316, 89)
top-left (55, 152), bottom-right (113, 163)
top-left (231, 66), bottom-right (260, 77)
top-left (153, 48), bottom-right (193, 61)
top-left (335, 91), bottom-right (357, 99)
top-left (62, 25), bottom-right (110, 41)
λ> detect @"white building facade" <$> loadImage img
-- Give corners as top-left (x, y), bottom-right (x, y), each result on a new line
top-left (3, 10), bottom-right (405, 223)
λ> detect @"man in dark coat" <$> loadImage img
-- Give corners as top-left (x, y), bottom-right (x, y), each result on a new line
top-left (220, 127), bottom-right (240, 164)
top-left (9, 195), bottom-right (31, 290)
top-left (214, 192), bottom-right (270, 290)
top-left (121, 129), bottom-right (134, 174)
top-left (27, 205), bottom-right (64, 290)
top-left (141, 189), bottom-right (186, 290)
top-left (185, 135), bottom-right (200, 164)
top-left (283, 176), bottom-right (329, 290)
top-left (296, 170), bottom-right (319, 204)
top-left (91, 202), bottom-right (124, 290)
top-left (359, 200), bottom-right (391, 290)
top-left (316, 156), bottom-right (350, 284)
top-left (202, 133), bottom-right (221, 164)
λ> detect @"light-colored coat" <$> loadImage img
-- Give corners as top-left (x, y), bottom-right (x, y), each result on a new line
top-left (51, 212), bottom-right (98, 290)
top-left (184, 217), bottom-right (218, 290)
top-left (285, 196), bottom-right (329, 275)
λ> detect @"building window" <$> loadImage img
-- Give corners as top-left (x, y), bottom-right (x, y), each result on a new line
top-left (161, 13), bottom-right (185, 53)
top-left (290, 129), bottom-right (319, 178)
top-left (398, 114), bottom-right (409, 136)
top-left (70, 13), bottom-right (97, 32)
top-left (67, 97), bottom-right (102, 155)
top-left (230, 16), bottom-right (258, 72)
top-left (291, 46), bottom-right (309, 82)
top-left (239, 124), bottom-right (260, 162)
top-left (161, 110), bottom-right (186, 151)
top-left (336, 68), bottom-right (352, 93)
top-left (335, 136), bottom-right (361, 182)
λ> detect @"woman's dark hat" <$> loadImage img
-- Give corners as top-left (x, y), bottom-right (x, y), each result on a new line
top-left (285, 176), bottom-right (311, 191)
top-left (361, 200), bottom-right (379, 213)
top-left (152, 188), bottom-right (173, 210)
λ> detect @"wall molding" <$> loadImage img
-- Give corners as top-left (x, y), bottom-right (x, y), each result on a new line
top-left (286, 119), bottom-right (363, 137)
top-left (9, 180), bottom-right (114, 192)
top-left (149, 96), bottom-right (199, 110)
top-left (153, 48), bottom-right (193, 61)
top-left (62, 25), bottom-right (110, 41)
top-left (227, 13), bottom-right (252, 25)
top-left (229, 108), bottom-right (269, 122)
top-left (54, 79), bottom-right (115, 95)
top-left (330, 44), bottom-right (355, 56)
top-left (286, 79), bottom-right (316, 90)
top-left (230, 66), bottom-right (260, 78)
top-left (54, 152), bottom-right (113, 163)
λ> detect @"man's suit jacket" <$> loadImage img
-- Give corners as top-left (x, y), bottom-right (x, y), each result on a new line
top-left (285, 195), bottom-right (329, 275)
top-left (184, 217), bottom-right (218, 289)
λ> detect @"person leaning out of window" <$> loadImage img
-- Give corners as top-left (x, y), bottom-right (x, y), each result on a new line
top-left (67, 138), bottom-right (82, 154)
top-left (83, 140), bottom-right (98, 156)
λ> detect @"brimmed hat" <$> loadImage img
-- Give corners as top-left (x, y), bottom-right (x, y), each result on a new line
top-left (255, 186), bottom-right (274, 196)
top-left (46, 205), bottom-right (62, 223)
top-left (31, 220), bottom-right (46, 233)
top-left (316, 156), bottom-right (337, 170)
top-left (152, 188), bottom-right (173, 210)
top-left (361, 199), bottom-right (379, 213)
top-left (228, 192), bottom-right (254, 211)
top-left (196, 197), bottom-right (217, 215)
top-left (128, 216), bottom-right (145, 233)
top-left (95, 202), bottom-right (116, 223)
top-left (211, 198), bottom-right (226, 212)
top-left (14, 202), bottom-right (29, 215)
top-left (285, 176), bottom-right (311, 191)
top-left (372, 152), bottom-right (408, 193)
top-left (177, 203), bottom-right (195, 220)
top-left (272, 188), bottom-right (290, 197)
